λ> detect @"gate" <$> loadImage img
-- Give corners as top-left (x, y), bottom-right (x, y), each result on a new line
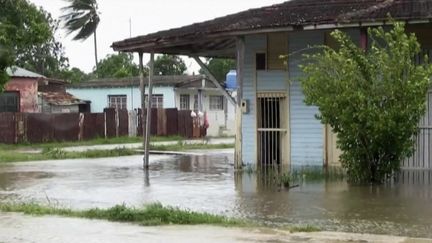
top-left (257, 92), bottom-right (288, 167)
top-left (403, 91), bottom-right (432, 169)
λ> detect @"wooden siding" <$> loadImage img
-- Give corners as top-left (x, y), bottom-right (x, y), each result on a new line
top-left (241, 29), bottom-right (361, 166)
top-left (289, 31), bottom-right (325, 166)
top-left (257, 71), bottom-right (288, 91)
top-left (403, 91), bottom-right (432, 169)
top-left (323, 29), bottom-right (360, 166)
top-left (241, 35), bottom-right (266, 164)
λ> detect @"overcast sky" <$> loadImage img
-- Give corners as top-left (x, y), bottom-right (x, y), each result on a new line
top-left (28, 0), bottom-right (287, 74)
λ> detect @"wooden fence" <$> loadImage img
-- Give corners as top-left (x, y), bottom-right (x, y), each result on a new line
top-left (403, 92), bottom-right (432, 169)
top-left (0, 108), bottom-right (204, 144)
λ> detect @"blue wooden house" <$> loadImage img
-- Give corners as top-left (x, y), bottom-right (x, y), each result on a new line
top-left (112, 0), bottom-right (432, 169)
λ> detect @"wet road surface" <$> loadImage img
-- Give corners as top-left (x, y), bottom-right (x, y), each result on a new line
top-left (0, 151), bottom-right (432, 238)
top-left (0, 213), bottom-right (428, 243)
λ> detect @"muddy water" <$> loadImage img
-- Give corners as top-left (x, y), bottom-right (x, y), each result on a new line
top-left (0, 152), bottom-right (431, 238)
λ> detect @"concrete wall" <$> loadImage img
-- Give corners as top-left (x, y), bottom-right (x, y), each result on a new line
top-left (4, 78), bottom-right (39, 113)
top-left (67, 86), bottom-right (176, 112)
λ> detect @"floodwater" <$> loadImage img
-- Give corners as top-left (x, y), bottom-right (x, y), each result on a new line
top-left (0, 151), bottom-right (431, 238)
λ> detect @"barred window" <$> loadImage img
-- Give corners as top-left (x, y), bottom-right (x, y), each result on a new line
top-left (0, 92), bottom-right (19, 112)
top-left (209, 95), bottom-right (224, 111)
top-left (108, 95), bottom-right (127, 110)
top-left (180, 94), bottom-right (190, 110)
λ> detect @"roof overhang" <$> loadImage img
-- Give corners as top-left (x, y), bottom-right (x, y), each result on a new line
top-left (112, 0), bottom-right (432, 57)
top-left (112, 18), bottom-right (432, 57)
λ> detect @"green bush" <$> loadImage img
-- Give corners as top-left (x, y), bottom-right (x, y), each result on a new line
top-left (301, 22), bottom-right (432, 184)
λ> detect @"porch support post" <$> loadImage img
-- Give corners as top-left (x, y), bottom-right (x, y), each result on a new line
top-left (360, 27), bottom-right (368, 50)
top-left (192, 56), bottom-right (236, 106)
top-left (143, 52), bottom-right (155, 169)
top-left (138, 52), bottom-right (147, 168)
top-left (235, 37), bottom-right (245, 170)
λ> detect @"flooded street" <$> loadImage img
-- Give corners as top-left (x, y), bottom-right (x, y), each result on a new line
top-left (0, 151), bottom-right (432, 238)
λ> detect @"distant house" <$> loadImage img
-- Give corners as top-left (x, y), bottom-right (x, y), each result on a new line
top-left (66, 75), bottom-right (235, 136)
top-left (175, 76), bottom-right (236, 137)
top-left (112, 0), bottom-right (432, 169)
top-left (1, 67), bottom-right (87, 113)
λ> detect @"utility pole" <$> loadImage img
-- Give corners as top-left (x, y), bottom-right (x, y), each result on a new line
top-left (143, 52), bottom-right (154, 169)
top-left (129, 18), bottom-right (132, 38)
top-left (138, 52), bottom-right (146, 168)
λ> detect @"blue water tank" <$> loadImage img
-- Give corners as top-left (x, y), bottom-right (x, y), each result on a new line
top-left (225, 70), bottom-right (237, 90)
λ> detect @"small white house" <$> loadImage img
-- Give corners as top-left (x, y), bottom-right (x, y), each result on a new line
top-left (66, 75), bottom-right (235, 137)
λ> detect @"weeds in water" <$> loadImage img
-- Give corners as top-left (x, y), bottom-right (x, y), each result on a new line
top-left (42, 148), bottom-right (67, 159)
top-left (0, 202), bottom-right (245, 227)
top-left (243, 164), bottom-right (256, 175)
top-left (289, 225), bottom-right (321, 233)
top-left (244, 166), bottom-right (346, 189)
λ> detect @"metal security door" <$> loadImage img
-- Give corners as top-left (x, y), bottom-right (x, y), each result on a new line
top-left (257, 93), bottom-right (287, 167)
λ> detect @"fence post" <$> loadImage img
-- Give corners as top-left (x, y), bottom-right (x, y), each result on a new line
top-left (78, 113), bottom-right (84, 141)
top-left (104, 110), bottom-right (107, 139)
top-left (128, 110), bottom-right (137, 137)
top-left (115, 108), bottom-right (119, 137)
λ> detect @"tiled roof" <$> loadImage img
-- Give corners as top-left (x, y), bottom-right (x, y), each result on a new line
top-left (67, 75), bottom-right (207, 88)
top-left (112, 0), bottom-right (432, 54)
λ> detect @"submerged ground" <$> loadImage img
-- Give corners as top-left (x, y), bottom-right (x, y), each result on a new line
top-left (0, 149), bottom-right (431, 238)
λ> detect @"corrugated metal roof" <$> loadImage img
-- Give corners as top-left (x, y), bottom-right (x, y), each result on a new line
top-left (6, 66), bottom-right (45, 78)
top-left (112, 0), bottom-right (432, 55)
top-left (40, 92), bottom-right (88, 106)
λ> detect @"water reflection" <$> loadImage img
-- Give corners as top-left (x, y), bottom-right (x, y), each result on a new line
top-left (0, 155), bottom-right (431, 237)
top-left (234, 168), bottom-right (432, 237)
top-left (143, 169), bottom-right (150, 187)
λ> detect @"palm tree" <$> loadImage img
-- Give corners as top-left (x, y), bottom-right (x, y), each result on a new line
top-left (61, 0), bottom-right (100, 70)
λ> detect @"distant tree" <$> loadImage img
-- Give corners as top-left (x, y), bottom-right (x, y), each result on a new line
top-left (15, 8), bottom-right (69, 78)
top-left (95, 53), bottom-right (143, 78)
top-left (61, 0), bottom-right (100, 70)
top-left (199, 58), bottom-right (236, 82)
top-left (153, 54), bottom-right (186, 75)
top-left (0, 0), bottom-right (52, 90)
top-left (57, 67), bottom-right (92, 83)
top-left (300, 22), bottom-right (432, 184)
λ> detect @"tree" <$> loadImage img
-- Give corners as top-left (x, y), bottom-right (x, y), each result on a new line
top-left (153, 54), bottom-right (186, 75)
top-left (15, 9), bottom-right (69, 78)
top-left (0, 0), bottom-right (52, 90)
top-left (61, 0), bottom-right (100, 70)
top-left (57, 67), bottom-right (92, 83)
top-left (199, 58), bottom-right (236, 82)
top-left (95, 53), bottom-right (142, 78)
top-left (300, 22), bottom-right (432, 184)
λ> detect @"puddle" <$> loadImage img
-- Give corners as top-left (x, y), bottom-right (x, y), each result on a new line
top-left (0, 153), bottom-right (431, 237)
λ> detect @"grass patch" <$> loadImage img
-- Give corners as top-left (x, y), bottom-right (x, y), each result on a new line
top-left (288, 225), bottom-right (321, 233)
top-left (150, 142), bottom-right (234, 151)
top-left (0, 135), bottom-right (183, 151)
top-left (0, 147), bottom-right (140, 163)
top-left (0, 202), bottom-right (244, 227)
